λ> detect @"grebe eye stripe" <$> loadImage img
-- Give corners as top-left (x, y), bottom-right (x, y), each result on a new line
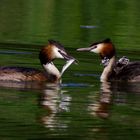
top-left (90, 45), bottom-right (97, 50)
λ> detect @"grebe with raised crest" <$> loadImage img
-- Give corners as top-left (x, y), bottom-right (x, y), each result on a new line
top-left (77, 38), bottom-right (140, 82)
top-left (0, 40), bottom-right (76, 83)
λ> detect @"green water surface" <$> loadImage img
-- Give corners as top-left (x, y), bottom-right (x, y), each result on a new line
top-left (0, 0), bottom-right (140, 140)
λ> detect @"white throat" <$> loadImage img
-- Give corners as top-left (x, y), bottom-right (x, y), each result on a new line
top-left (43, 63), bottom-right (61, 79)
top-left (100, 56), bottom-right (116, 82)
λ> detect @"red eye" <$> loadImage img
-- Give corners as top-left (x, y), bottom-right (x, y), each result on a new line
top-left (94, 45), bottom-right (97, 49)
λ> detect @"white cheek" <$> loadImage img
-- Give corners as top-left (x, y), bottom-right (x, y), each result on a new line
top-left (53, 47), bottom-right (64, 58)
top-left (91, 44), bottom-right (103, 54)
top-left (91, 48), bottom-right (100, 53)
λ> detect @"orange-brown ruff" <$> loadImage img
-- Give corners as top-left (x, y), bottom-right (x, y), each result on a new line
top-left (77, 38), bottom-right (140, 82)
top-left (0, 40), bottom-right (75, 83)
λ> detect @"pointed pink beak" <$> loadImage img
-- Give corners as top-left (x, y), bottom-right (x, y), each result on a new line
top-left (77, 47), bottom-right (92, 51)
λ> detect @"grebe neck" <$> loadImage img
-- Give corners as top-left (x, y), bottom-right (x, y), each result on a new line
top-left (43, 62), bottom-right (61, 82)
top-left (100, 56), bottom-right (116, 82)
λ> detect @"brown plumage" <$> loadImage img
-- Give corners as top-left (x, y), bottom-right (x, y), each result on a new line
top-left (0, 66), bottom-right (47, 82)
top-left (100, 42), bottom-right (115, 59)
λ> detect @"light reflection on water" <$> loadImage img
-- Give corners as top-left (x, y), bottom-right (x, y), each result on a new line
top-left (88, 82), bottom-right (112, 119)
top-left (40, 86), bottom-right (71, 130)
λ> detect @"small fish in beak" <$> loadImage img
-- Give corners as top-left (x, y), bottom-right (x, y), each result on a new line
top-left (60, 50), bottom-right (78, 76)
top-left (61, 59), bottom-right (76, 76)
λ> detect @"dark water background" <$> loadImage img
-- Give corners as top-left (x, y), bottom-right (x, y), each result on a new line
top-left (0, 0), bottom-right (140, 140)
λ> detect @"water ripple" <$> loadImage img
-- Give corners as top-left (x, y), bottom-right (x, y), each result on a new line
top-left (0, 50), bottom-right (32, 55)
top-left (61, 83), bottom-right (92, 87)
top-left (74, 73), bottom-right (100, 78)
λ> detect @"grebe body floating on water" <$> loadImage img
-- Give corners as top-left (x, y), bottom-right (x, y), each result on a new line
top-left (0, 40), bottom-right (76, 83)
top-left (77, 38), bottom-right (140, 82)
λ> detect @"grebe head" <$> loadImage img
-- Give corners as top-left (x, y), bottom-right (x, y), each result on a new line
top-left (39, 40), bottom-right (76, 82)
top-left (39, 40), bottom-right (75, 64)
top-left (77, 38), bottom-right (116, 59)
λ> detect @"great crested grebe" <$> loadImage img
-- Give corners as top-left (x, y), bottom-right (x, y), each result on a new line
top-left (77, 38), bottom-right (140, 82)
top-left (0, 40), bottom-right (76, 83)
